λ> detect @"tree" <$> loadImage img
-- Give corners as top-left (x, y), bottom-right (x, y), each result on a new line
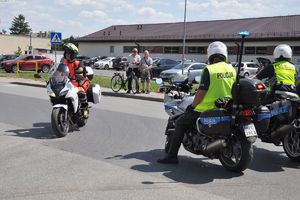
top-left (14, 46), bottom-right (22, 56)
top-left (2, 29), bottom-right (7, 34)
top-left (9, 14), bottom-right (32, 35)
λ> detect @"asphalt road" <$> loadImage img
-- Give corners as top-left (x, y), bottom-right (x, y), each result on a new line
top-left (0, 78), bottom-right (300, 200)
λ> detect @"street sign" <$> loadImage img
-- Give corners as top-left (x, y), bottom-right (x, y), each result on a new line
top-left (50, 32), bottom-right (62, 45)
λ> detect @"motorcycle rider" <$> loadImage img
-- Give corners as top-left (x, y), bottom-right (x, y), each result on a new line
top-left (62, 43), bottom-right (90, 118)
top-left (157, 41), bottom-right (236, 164)
top-left (254, 44), bottom-right (297, 103)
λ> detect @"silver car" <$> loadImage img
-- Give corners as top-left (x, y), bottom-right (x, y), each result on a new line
top-left (160, 62), bottom-right (206, 83)
top-left (234, 62), bottom-right (260, 77)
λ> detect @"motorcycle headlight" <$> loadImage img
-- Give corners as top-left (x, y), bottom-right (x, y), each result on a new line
top-left (48, 92), bottom-right (56, 97)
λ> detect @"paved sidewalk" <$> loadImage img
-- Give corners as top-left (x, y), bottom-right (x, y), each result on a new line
top-left (0, 77), bottom-right (164, 102)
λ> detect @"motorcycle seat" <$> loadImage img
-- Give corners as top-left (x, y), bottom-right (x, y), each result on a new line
top-left (274, 90), bottom-right (299, 99)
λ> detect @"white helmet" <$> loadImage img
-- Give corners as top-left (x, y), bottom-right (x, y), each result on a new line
top-left (273, 44), bottom-right (292, 59)
top-left (207, 41), bottom-right (228, 59)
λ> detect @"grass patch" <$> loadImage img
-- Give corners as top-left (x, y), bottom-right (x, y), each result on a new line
top-left (0, 70), bottom-right (161, 92)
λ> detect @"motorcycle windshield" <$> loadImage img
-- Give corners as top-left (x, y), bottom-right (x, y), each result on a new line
top-left (50, 64), bottom-right (69, 94)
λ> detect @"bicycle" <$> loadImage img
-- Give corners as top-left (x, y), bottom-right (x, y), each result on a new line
top-left (111, 70), bottom-right (139, 94)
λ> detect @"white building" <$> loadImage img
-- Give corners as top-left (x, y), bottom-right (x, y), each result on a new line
top-left (77, 15), bottom-right (300, 64)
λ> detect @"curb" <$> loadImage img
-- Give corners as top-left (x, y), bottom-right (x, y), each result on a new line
top-left (9, 82), bottom-right (164, 102)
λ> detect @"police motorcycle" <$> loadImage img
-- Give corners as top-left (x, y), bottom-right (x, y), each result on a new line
top-left (252, 77), bottom-right (300, 162)
top-left (46, 63), bottom-right (101, 137)
top-left (157, 32), bottom-right (268, 172)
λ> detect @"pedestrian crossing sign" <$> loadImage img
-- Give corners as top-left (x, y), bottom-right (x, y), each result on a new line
top-left (50, 32), bottom-right (62, 44)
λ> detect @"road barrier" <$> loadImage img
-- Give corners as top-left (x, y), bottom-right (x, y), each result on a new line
top-left (16, 60), bottom-right (38, 78)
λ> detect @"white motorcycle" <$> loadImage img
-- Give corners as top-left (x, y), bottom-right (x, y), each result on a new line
top-left (46, 64), bottom-right (101, 137)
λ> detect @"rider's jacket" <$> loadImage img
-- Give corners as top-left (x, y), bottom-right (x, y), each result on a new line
top-left (273, 60), bottom-right (296, 86)
top-left (194, 62), bottom-right (236, 112)
top-left (63, 59), bottom-right (90, 92)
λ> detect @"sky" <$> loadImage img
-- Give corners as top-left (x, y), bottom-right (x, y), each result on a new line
top-left (0, 0), bottom-right (299, 39)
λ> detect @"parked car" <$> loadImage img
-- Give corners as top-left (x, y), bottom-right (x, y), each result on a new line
top-left (76, 55), bottom-right (90, 66)
top-left (0, 54), bottom-right (18, 63)
top-left (233, 62), bottom-right (260, 77)
top-left (112, 56), bottom-right (129, 70)
top-left (2, 54), bottom-right (53, 73)
top-left (150, 58), bottom-right (178, 78)
top-left (160, 62), bottom-right (206, 83)
top-left (84, 56), bottom-right (102, 66)
top-left (94, 57), bottom-right (115, 70)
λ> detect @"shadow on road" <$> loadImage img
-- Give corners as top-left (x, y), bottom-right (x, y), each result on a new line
top-left (106, 149), bottom-right (243, 184)
top-left (248, 146), bottom-right (300, 172)
top-left (5, 122), bottom-right (55, 139)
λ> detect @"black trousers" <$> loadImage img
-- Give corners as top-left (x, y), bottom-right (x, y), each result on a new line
top-left (168, 109), bottom-right (201, 156)
top-left (126, 68), bottom-right (140, 91)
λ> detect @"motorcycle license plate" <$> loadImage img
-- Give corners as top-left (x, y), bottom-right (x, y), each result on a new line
top-left (243, 123), bottom-right (257, 137)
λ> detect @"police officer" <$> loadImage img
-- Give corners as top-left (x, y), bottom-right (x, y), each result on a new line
top-left (157, 41), bottom-right (236, 164)
top-left (255, 44), bottom-right (296, 103)
top-left (63, 43), bottom-right (90, 118)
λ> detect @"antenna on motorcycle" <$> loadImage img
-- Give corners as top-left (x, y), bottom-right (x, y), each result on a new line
top-left (236, 31), bottom-right (250, 83)
top-left (232, 31), bottom-right (250, 123)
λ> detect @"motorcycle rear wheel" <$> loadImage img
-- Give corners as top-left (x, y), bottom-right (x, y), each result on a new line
top-left (51, 107), bottom-right (69, 138)
top-left (219, 132), bottom-right (253, 172)
top-left (283, 130), bottom-right (300, 162)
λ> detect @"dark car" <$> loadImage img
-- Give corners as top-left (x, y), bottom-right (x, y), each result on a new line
top-left (0, 54), bottom-right (18, 62)
top-left (84, 56), bottom-right (102, 66)
top-left (76, 55), bottom-right (90, 66)
top-left (2, 54), bottom-right (53, 73)
top-left (0, 54), bottom-right (18, 68)
top-left (150, 58), bottom-right (178, 78)
top-left (113, 56), bottom-right (129, 70)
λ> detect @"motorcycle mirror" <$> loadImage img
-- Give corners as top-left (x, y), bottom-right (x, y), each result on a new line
top-left (156, 78), bottom-right (163, 85)
top-left (195, 76), bottom-right (201, 83)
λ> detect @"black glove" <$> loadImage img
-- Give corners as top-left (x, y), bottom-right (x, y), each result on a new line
top-left (186, 104), bottom-right (194, 111)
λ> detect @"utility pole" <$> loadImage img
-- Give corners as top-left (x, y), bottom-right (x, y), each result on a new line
top-left (181, 0), bottom-right (187, 75)
top-left (29, 32), bottom-right (32, 54)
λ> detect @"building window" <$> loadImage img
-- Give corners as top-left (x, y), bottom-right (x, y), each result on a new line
top-left (228, 46), bottom-right (238, 55)
top-left (141, 46), bottom-right (163, 54)
top-left (256, 47), bottom-right (267, 55)
top-left (187, 47), bottom-right (205, 54)
top-left (245, 47), bottom-right (255, 55)
top-left (123, 46), bottom-right (136, 53)
top-left (293, 46), bottom-right (300, 55)
top-left (164, 47), bottom-right (180, 54)
top-left (110, 46), bottom-right (114, 53)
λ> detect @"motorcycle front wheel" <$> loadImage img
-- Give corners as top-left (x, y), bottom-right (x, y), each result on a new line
top-left (51, 107), bottom-right (69, 138)
top-left (283, 129), bottom-right (300, 162)
top-left (219, 131), bottom-right (253, 172)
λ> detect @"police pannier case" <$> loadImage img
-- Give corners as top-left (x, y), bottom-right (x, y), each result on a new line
top-left (232, 78), bottom-right (267, 106)
top-left (197, 108), bottom-right (231, 135)
top-left (87, 84), bottom-right (101, 104)
top-left (253, 106), bottom-right (271, 133)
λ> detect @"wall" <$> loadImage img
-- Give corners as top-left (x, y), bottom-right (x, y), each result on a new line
top-left (78, 40), bottom-right (300, 64)
top-left (0, 34), bottom-right (51, 54)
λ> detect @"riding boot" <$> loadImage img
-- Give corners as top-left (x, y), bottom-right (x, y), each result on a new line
top-left (78, 91), bottom-right (89, 119)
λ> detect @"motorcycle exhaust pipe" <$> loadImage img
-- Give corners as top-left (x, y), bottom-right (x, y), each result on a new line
top-left (271, 124), bottom-right (295, 140)
top-left (202, 139), bottom-right (227, 154)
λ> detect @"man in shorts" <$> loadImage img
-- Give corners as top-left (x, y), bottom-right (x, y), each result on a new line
top-left (140, 50), bottom-right (153, 94)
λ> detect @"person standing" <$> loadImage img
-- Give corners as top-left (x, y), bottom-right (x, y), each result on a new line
top-left (140, 50), bottom-right (153, 94)
top-left (127, 48), bottom-right (141, 94)
top-left (254, 44), bottom-right (297, 103)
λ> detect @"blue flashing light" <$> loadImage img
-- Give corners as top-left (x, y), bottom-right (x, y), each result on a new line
top-left (238, 31), bottom-right (251, 37)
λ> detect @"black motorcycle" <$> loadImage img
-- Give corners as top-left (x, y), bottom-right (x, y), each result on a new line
top-left (253, 89), bottom-right (300, 161)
